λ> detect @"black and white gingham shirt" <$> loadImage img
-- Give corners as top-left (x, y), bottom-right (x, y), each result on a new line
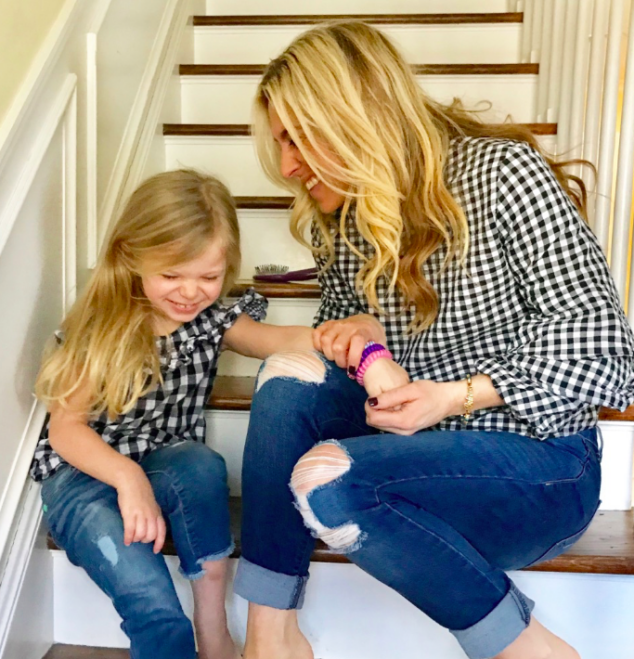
top-left (30, 290), bottom-right (267, 481)
top-left (313, 137), bottom-right (634, 439)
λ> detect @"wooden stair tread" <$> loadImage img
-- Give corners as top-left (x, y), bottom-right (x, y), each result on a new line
top-left (179, 63), bottom-right (539, 76)
top-left (43, 645), bottom-right (129, 658)
top-left (47, 499), bottom-right (634, 575)
top-left (193, 13), bottom-right (524, 26)
top-left (207, 376), bottom-right (634, 422)
top-left (229, 280), bottom-right (319, 299)
top-left (164, 123), bottom-right (557, 137)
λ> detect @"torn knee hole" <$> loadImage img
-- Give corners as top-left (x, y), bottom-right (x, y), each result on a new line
top-left (290, 445), bottom-right (351, 496)
top-left (290, 445), bottom-right (362, 551)
top-left (256, 351), bottom-right (326, 392)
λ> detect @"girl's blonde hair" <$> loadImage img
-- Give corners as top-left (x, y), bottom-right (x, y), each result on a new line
top-left (36, 169), bottom-right (240, 418)
top-left (254, 20), bottom-right (589, 331)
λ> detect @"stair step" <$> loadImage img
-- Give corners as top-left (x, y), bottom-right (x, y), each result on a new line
top-left (206, 0), bottom-right (511, 14)
top-left (229, 281), bottom-right (319, 299)
top-left (194, 13), bottom-right (524, 26)
top-left (164, 123), bottom-right (558, 137)
top-left (43, 646), bottom-right (128, 658)
top-left (208, 376), bottom-right (634, 424)
top-left (180, 63), bottom-right (539, 76)
top-left (46, 498), bottom-right (634, 575)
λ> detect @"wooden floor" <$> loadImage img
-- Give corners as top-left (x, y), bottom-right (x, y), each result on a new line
top-left (43, 646), bottom-right (128, 658)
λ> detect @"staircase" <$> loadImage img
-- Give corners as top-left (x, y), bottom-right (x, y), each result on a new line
top-left (44, 2), bottom-right (634, 658)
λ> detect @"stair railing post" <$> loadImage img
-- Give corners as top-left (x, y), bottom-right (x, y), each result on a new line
top-left (530, 0), bottom-right (544, 63)
top-left (536, 0), bottom-right (556, 122)
top-left (567, 0), bottom-right (595, 178)
top-left (546, 0), bottom-right (568, 125)
top-left (614, 3), bottom-right (634, 310)
top-left (583, 0), bottom-right (611, 229)
top-left (556, 0), bottom-right (581, 155)
top-left (594, 0), bottom-right (626, 254)
top-left (521, 0), bottom-right (535, 63)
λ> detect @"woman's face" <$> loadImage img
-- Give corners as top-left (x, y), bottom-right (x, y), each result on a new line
top-left (268, 104), bottom-right (347, 214)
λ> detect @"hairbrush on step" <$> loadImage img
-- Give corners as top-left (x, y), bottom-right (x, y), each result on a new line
top-left (254, 265), bottom-right (318, 283)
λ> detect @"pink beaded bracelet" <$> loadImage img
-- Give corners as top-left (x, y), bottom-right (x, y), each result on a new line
top-left (355, 347), bottom-right (393, 386)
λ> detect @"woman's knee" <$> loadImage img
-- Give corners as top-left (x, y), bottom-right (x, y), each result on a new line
top-left (290, 442), bottom-right (364, 552)
top-left (256, 350), bottom-right (328, 393)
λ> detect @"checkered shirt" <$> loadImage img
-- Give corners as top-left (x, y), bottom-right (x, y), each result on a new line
top-left (30, 289), bottom-right (267, 481)
top-left (312, 137), bottom-right (634, 439)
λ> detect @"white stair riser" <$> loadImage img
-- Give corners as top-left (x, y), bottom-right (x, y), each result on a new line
top-left (206, 408), bottom-right (634, 511)
top-left (179, 74), bottom-right (538, 124)
top-left (237, 209), bottom-right (313, 280)
top-left (193, 24), bottom-right (521, 65)
top-left (217, 299), bottom-right (320, 377)
top-left (51, 548), bottom-right (634, 658)
top-left (205, 0), bottom-right (512, 15)
top-left (165, 135), bottom-right (557, 197)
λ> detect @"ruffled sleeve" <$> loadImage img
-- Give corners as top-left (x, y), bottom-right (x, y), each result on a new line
top-left (475, 142), bottom-right (634, 437)
top-left (210, 288), bottom-right (268, 331)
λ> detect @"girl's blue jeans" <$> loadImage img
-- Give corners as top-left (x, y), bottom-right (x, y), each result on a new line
top-left (235, 355), bottom-right (601, 659)
top-left (41, 441), bottom-right (233, 659)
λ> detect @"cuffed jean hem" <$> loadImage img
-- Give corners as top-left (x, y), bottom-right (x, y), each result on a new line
top-left (234, 558), bottom-right (308, 609)
top-left (451, 584), bottom-right (535, 659)
top-left (180, 540), bottom-right (236, 581)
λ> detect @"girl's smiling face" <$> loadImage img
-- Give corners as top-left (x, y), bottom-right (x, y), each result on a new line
top-left (268, 104), bottom-right (347, 214)
top-left (141, 239), bottom-right (227, 335)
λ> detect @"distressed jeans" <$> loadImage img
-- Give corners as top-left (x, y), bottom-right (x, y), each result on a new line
top-left (235, 353), bottom-right (602, 659)
top-left (41, 441), bottom-right (233, 659)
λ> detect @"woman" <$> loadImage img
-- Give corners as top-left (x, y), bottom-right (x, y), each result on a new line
top-left (234, 21), bottom-right (634, 659)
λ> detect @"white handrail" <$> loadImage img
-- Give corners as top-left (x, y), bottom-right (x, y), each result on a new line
top-left (594, 0), bottom-right (625, 253)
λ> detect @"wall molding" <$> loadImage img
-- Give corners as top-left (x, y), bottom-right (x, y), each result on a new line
top-left (0, 482), bottom-right (48, 659)
top-left (0, 75), bottom-right (77, 570)
top-left (97, 0), bottom-right (191, 253)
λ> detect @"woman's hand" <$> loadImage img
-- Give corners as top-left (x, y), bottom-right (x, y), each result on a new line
top-left (116, 467), bottom-right (166, 554)
top-left (313, 314), bottom-right (387, 369)
top-left (362, 358), bottom-right (411, 398)
top-left (365, 379), bottom-right (464, 435)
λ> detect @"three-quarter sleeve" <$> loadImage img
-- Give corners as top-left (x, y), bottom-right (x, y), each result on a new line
top-left (475, 143), bottom-right (634, 437)
top-left (212, 288), bottom-right (268, 331)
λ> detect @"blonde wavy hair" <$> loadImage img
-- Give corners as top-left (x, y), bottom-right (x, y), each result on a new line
top-left (36, 169), bottom-right (240, 418)
top-left (253, 20), bottom-right (589, 331)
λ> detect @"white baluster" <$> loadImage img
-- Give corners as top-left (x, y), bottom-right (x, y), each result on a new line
top-left (556, 0), bottom-right (580, 155)
top-left (594, 0), bottom-right (626, 253)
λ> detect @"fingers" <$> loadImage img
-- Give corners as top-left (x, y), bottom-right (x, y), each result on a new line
top-left (348, 333), bottom-right (366, 370)
top-left (123, 512), bottom-right (135, 546)
top-left (154, 516), bottom-right (167, 554)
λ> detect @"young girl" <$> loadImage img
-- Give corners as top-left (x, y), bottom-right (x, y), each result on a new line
top-left (30, 169), bottom-right (401, 659)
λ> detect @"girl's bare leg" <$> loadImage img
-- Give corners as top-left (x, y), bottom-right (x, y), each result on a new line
top-left (242, 603), bottom-right (313, 659)
top-left (495, 617), bottom-right (580, 659)
top-left (191, 558), bottom-right (240, 659)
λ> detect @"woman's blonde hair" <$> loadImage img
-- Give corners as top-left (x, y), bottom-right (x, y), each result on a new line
top-left (36, 169), bottom-right (240, 418)
top-left (254, 20), bottom-right (589, 331)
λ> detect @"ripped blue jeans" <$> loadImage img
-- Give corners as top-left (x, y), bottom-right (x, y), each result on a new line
top-left (235, 353), bottom-right (601, 659)
top-left (41, 441), bottom-right (233, 659)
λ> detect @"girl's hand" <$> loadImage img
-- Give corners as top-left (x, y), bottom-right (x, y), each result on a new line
top-left (116, 468), bottom-right (166, 554)
top-left (362, 358), bottom-right (411, 398)
top-left (313, 314), bottom-right (387, 369)
top-left (365, 379), bottom-right (463, 435)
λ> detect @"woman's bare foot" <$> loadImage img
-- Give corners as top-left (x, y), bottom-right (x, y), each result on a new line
top-left (496, 617), bottom-right (580, 659)
top-left (243, 603), bottom-right (314, 659)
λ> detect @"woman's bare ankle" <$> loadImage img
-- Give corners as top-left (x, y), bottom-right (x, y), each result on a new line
top-left (495, 617), bottom-right (580, 659)
top-left (243, 603), bottom-right (313, 659)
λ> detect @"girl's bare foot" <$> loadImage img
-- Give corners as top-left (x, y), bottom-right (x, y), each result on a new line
top-left (191, 558), bottom-right (241, 659)
top-left (243, 603), bottom-right (314, 659)
top-left (496, 617), bottom-right (580, 659)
